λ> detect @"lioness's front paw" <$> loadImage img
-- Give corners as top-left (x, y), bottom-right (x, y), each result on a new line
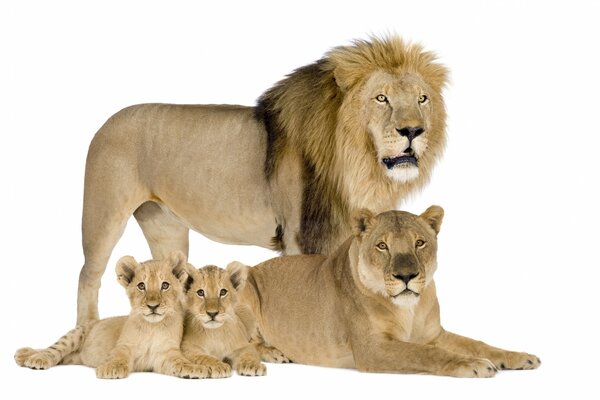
top-left (447, 358), bottom-right (497, 378)
top-left (260, 346), bottom-right (291, 364)
top-left (208, 361), bottom-right (232, 378)
top-left (15, 347), bottom-right (37, 367)
top-left (96, 359), bottom-right (130, 379)
top-left (493, 352), bottom-right (541, 371)
top-left (237, 360), bottom-right (267, 377)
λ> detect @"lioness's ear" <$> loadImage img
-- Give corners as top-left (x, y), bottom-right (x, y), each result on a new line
top-left (226, 261), bottom-right (249, 291)
top-left (116, 255), bottom-right (139, 288)
top-left (420, 205), bottom-right (444, 235)
top-left (352, 208), bottom-right (377, 236)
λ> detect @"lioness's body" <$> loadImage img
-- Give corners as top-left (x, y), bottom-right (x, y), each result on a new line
top-left (241, 208), bottom-right (540, 377)
top-left (77, 37), bottom-right (449, 325)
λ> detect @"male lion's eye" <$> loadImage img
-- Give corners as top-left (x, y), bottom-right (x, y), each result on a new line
top-left (220, 289), bottom-right (228, 297)
top-left (376, 242), bottom-right (388, 250)
top-left (418, 94), bottom-right (428, 104)
top-left (161, 282), bottom-right (170, 290)
top-left (197, 289), bottom-right (205, 297)
top-left (376, 94), bottom-right (387, 103)
top-left (137, 282), bottom-right (145, 291)
top-left (416, 239), bottom-right (426, 248)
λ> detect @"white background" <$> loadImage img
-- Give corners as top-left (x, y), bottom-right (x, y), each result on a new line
top-left (2, 0), bottom-right (599, 398)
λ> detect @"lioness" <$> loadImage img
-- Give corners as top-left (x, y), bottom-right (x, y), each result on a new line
top-left (181, 263), bottom-right (267, 377)
top-left (15, 253), bottom-right (208, 379)
top-left (76, 36), bottom-right (448, 325)
top-left (239, 207), bottom-right (540, 377)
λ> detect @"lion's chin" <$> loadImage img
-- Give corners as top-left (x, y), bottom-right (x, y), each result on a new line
top-left (143, 313), bottom-right (166, 323)
top-left (385, 164), bottom-right (419, 183)
top-left (391, 290), bottom-right (420, 308)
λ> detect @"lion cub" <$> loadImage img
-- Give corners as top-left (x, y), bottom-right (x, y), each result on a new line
top-left (15, 252), bottom-right (207, 379)
top-left (181, 263), bottom-right (266, 377)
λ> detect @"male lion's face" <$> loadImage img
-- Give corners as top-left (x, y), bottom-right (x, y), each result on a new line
top-left (185, 263), bottom-right (247, 329)
top-left (116, 252), bottom-right (189, 323)
top-left (354, 206), bottom-right (444, 307)
top-left (361, 71), bottom-right (436, 183)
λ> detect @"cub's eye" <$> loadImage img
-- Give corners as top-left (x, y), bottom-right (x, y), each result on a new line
top-left (375, 94), bottom-right (388, 103)
top-left (137, 282), bottom-right (145, 291)
top-left (418, 94), bottom-right (428, 104)
top-left (416, 239), bottom-right (426, 248)
top-left (220, 289), bottom-right (228, 297)
top-left (376, 242), bottom-right (388, 250)
top-left (161, 282), bottom-right (170, 290)
top-left (197, 289), bottom-right (205, 297)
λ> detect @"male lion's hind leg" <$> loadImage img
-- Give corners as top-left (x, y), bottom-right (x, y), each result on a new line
top-left (133, 201), bottom-right (190, 260)
top-left (432, 331), bottom-right (541, 371)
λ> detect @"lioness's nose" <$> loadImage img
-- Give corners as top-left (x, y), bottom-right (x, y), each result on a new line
top-left (396, 127), bottom-right (424, 140)
top-left (207, 311), bottom-right (219, 319)
top-left (393, 272), bottom-right (419, 285)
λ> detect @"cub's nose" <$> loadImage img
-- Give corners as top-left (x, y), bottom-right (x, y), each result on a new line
top-left (396, 127), bottom-right (424, 141)
top-left (147, 304), bottom-right (159, 313)
top-left (207, 311), bottom-right (219, 320)
top-left (393, 272), bottom-right (419, 285)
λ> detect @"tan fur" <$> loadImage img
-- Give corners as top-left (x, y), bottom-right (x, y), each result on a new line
top-left (181, 263), bottom-right (267, 377)
top-left (239, 207), bottom-right (541, 377)
top-left (76, 36), bottom-right (448, 325)
top-left (16, 253), bottom-right (210, 379)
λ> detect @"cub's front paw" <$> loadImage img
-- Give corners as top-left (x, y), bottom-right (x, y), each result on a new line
top-left (494, 351), bottom-right (541, 370)
top-left (177, 364), bottom-right (211, 379)
top-left (208, 361), bottom-right (232, 379)
top-left (237, 360), bottom-right (267, 377)
top-left (15, 347), bottom-right (37, 367)
top-left (260, 346), bottom-right (291, 364)
top-left (447, 358), bottom-right (497, 378)
top-left (96, 359), bottom-right (130, 379)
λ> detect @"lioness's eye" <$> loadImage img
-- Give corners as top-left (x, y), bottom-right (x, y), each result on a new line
top-left (418, 94), bottom-right (428, 104)
top-left (376, 242), bottom-right (388, 250)
top-left (137, 282), bottom-right (145, 291)
top-left (161, 282), bottom-right (170, 290)
top-left (416, 239), bottom-right (426, 248)
top-left (375, 94), bottom-right (387, 103)
top-left (220, 289), bottom-right (228, 297)
top-left (197, 289), bottom-right (205, 297)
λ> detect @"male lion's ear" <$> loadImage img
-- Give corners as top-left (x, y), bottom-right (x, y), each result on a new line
top-left (115, 255), bottom-right (139, 288)
top-left (420, 205), bottom-right (444, 235)
top-left (352, 209), bottom-right (377, 236)
top-left (226, 261), bottom-right (249, 291)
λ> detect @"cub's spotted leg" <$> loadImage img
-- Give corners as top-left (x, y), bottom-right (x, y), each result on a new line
top-left (15, 326), bottom-right (86, 370)
top-left (432, 331), bottom-right (541, 371)
top-left (228, 344), bottom-right (267, 376)
top-left (184, 351), bottom-right (232, 378)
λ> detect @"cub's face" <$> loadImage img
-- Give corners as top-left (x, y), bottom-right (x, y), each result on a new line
top-left (185, 263), bottom-right (248, 329)
top-left (359, 71), bottom-right (444, 183)
top-left (354, 206), bottom-right (444, 307)
top-left (116, 252), bottom-right (189, 323)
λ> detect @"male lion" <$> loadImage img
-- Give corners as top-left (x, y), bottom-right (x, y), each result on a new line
top-left (237, 207), bottom-right (541, 377)
top-left (77, 36), bottom-right (448, 325)
top-left (16, 252), bottom-right (210, 379)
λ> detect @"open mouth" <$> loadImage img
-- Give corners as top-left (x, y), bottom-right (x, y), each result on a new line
top-left (382, 149), bottom-right (418, 169)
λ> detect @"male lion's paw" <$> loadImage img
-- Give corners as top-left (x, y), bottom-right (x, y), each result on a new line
top-left (447, 358), bottom-right (497, 378)
top-left (23, 352), bottom-right (56, 370)
top-left (208, 361), bottom-right (232, 379)
top-left (260, 346), bottom-right (291, 364)
top-left (494, 352), bottom-right (541, 371)
top-left (15, 347), bottom-right (37, 367)
top-left (237, 360), bottom-right (267, 377)
top-left (96, 359), bottom-right (130, 379)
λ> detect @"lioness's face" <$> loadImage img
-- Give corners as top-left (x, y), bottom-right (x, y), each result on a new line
top-left (116, 252), bottom-right (188, 323)
top-left (361, 71), bottom-right (436, 183)
top-left (354, 206), bottom-right (444, 307)
top-left (185, 263), bottom-right (247, 329)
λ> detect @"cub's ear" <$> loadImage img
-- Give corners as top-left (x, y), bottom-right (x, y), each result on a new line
top-left (420, 205), bottom-right (444, 235)
top-left (226, 261), bottom-right (249, 291)
top-left (116, 256), bottom-right (139, 288)
top-left (167, 251), bottom-right (188, 281)
top-left (352, 209), bottom-right (377, 236)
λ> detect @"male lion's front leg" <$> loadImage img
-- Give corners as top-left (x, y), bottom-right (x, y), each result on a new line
top-left (352, 335), bottom-right (497, 378)
top-left (431, 330), bottom-right (541, 371)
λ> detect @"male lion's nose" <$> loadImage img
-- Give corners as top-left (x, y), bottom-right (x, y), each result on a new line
top-left (393, 272), bottom-right (419, 285)
top-left (396, 127), bottom-right (424, 141)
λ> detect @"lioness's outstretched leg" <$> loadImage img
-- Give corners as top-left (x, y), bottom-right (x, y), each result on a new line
top-left (133, 201), bottom-right (190, 260)
top-left (431, 330), bottom-right (541, 370)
